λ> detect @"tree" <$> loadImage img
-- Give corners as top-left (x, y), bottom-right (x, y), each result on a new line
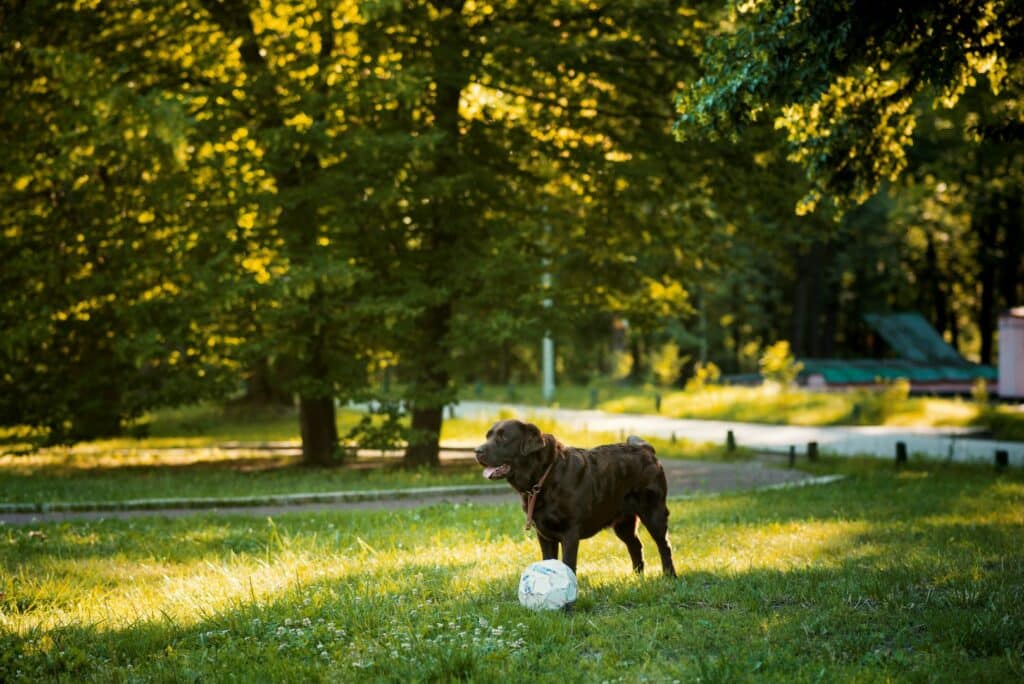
top-left (674, 0), bottom-right (1024, 214)
top-left (0, 3), bottom-right (240, 442)
top-left (348, 0), bottom-right (721, 464)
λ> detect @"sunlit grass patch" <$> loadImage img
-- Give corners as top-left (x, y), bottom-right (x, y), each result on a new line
top-left (1, 466), bottom-right (1021, 681)
top-left (462, 382), bottom-right (1024, 439)
top-left (0, 407), bottom-right (731, 506)
top-left (0, 449), bottom-right (492, 505)
top-left (444, 413), bottom-right (745, 462)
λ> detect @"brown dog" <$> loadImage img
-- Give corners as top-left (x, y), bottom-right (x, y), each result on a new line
top-left (474, 419), bottom-right (676, 577)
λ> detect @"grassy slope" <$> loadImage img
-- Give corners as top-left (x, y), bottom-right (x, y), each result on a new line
top-left (1, 462), bottom-right (1021, 682)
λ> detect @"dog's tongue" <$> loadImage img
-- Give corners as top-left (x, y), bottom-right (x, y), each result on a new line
top-left (482, 464), bottom-right (511, 480)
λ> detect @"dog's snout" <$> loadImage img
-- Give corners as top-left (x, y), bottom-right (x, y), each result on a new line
top-left (474, 445), bottom-right (486, 463)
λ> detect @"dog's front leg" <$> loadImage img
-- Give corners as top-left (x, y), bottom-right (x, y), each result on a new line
top-left (560, 530), bottom-right (581, 573)
top-left (538, 535), bottom-right (559, 561)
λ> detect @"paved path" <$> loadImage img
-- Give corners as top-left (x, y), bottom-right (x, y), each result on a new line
top-left (0, 458), bottom-right (819, 526)
top-left (451, 401), bottom-right (1024, 466)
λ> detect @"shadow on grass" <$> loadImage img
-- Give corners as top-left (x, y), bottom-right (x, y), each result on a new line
top-left (6, 541), bottom-right (1023, 683)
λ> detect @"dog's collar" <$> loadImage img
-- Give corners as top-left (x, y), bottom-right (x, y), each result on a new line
top-left (523, 457), bottom-right (557, 532)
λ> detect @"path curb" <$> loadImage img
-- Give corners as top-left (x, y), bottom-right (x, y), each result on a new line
top-left (669, 473), bottom-right (845, 500)
top-left (0, 471), bottom-right (846, 521)
top-left (0, 483), bottom-right (507, 515)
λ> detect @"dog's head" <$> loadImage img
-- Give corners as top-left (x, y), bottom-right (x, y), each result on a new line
top-left (474, 419), bottom-right (546, 480)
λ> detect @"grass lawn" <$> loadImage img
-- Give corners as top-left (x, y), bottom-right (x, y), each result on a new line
top-left (1, 460), bottom-right (1021, 682)
top-left (462, 382), bottom-right (1024, 440)
top-left (0, 405), bottom-right (736, 506)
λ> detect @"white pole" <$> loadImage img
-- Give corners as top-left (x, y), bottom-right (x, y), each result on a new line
top-left (542, 272), bottom-right (555, 403)
top-left (542, 219), bottom-right (555, 403)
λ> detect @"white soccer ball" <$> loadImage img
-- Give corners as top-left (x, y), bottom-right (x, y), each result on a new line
top-left (518, 559), bottom-right (578, 611)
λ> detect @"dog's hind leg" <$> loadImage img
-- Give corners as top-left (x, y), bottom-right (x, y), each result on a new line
top-left (612, 516), bottom-right (645, 574)
top-left (638, 500), bottom-right (676, 578)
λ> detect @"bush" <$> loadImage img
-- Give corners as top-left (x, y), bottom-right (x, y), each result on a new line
top-left (759, 341), bottom-right (803, 387)
top-left (650, 342), bottom-right (686, 387)
top-left (970, 377), bottom-right (990, 405)
top-left (848, 379), bottom-right (911, 424)
top-left (685, 361), bottom-right (721, 392)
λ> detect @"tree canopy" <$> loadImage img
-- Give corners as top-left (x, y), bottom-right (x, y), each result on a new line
top-left (2, 1), bottom-right (1021, 460)
top-left (674, 0), bottom-right (1024, 213)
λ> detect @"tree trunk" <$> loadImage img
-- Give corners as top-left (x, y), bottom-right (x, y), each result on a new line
top-left (299, 395), bottom-right (338, 466)
top-left (924, 232), bottom-right (949, 337)
top-left (401, 1), bottom-right (466, 469)
top-left (791, 251), bottom-right (810, 356)
top-left (821, 280), bottom-right (839, 357)
top-left (998, 197), bottom-right (1023, 308)
top-left (629, 334), bottom-right (645, 382)
top-left (977, 219), bottom-right (998, 365)
top-left (402, 301), bottom-right (452, 468)
top-left (806, 242), bottom-right (828, 357)
top-left (240, 357), bottom-right (293, 406)
top-left (406, 404), bottom-right (443, 468)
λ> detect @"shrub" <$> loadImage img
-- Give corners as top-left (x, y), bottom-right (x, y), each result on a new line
top-left (759, 341), bottom-right (803, 387)
top-left (970, 377), bottom-right (990, 405)
top-left (650, 342), bottom-right (686, 387)
top-left (685, 361), bottom-right (721, 392)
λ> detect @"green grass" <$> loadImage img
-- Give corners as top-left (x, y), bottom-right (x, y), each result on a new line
top-left (1, 462), bottom-right (1021, 682)
top-left (461, 382), bottom-right (1024, 439)
top-left (0, 453), bottom-right (496, 506)
top-left (0, 405), bottom-right (739, 506)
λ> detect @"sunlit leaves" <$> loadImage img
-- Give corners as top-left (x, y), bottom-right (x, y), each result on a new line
top-left (674, 0), bottom-right (1024, 214)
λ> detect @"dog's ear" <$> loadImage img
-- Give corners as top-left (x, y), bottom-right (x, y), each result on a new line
top-left (519, 422), bottom-right (545, 456)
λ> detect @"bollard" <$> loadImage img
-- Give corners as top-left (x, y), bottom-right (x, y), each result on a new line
top-left (895, 441), bottom-right (907, 466)
top-left (654, 393), bottom-right (662, 413)
top-left (995, 450), bottom-right (1009, 470)
top-left (589, 388), bottom-right (598, 408)
top-left (670, 431), bottom-right (677, 445)
top-left (807, 441), bottom-right (819, 461)
top-left (726, 430), bottom-right (736, 452)
top-left (788, 445), bottom-right (796, 468)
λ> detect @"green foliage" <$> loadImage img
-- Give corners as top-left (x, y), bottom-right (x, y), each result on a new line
top-left (674, 0), bottom-right (1024, 214)
top-left (2, 0), bottom-right (1020, 460)
top-left (971, 377), bottom-right (990, 405)
top-left (1, 0), bottom-right (721, 462)
top-left (650, 342), bottom-right (686, 387)
top-left (344, 401), bottom-right (409, 453)
top-left (758, 341), bottom-right (803, 386)
top-left (684, 361), bottom-right (721, 392)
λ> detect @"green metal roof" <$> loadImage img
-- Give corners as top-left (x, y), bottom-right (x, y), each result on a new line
top-left (796, 312), bottom-right (996, 385)
top-left (863, 312), bottom-right (965, 364)
top-left (800, 359), bottom-right (996, 384)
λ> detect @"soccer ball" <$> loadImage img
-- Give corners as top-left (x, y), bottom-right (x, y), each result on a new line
top-left (518, 559), bottom-right (578, 611)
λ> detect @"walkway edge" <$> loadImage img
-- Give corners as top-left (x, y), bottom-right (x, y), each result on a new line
top-left (0, 473), bottom-right (846, 518)
top-left (0, 483), bottom-right (506, 515)
top-left (670, 473), bottom-right (845, 501)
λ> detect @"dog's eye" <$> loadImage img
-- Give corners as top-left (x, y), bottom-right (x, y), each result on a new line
top-left (496, 430), bottom-right (504, 441)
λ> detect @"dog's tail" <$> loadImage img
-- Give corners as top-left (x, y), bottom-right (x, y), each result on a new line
top-left (626, 435), bottom-right (655, 453)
